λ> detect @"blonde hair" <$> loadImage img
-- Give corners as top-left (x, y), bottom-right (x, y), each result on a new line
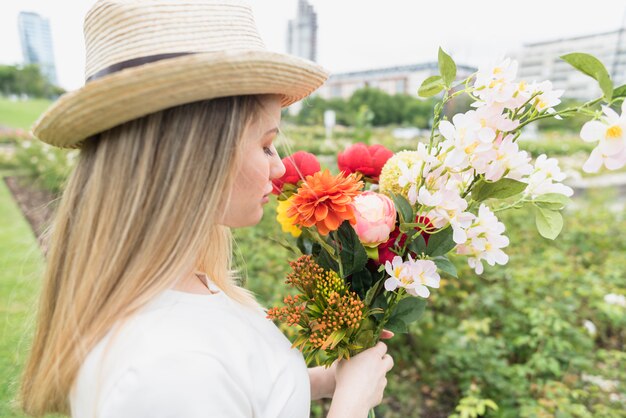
top-left (19, 95), bottom-right (269, 416)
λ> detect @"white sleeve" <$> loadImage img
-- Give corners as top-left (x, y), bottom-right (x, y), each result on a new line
top-left (100, 351), bottom-right (252, 418)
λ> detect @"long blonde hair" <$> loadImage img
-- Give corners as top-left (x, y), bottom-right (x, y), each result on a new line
top-left (19, 95), bottom-right (268, 416)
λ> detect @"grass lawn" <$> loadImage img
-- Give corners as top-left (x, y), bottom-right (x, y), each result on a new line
top-left (0, 172), bottom-right (54, 417)
top-left (0, 98), bottom-right (51, 130)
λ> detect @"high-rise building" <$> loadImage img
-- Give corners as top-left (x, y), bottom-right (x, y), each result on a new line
top-left (287, 0), bottom-right (318, 62)
top-left (18, 11), bottom-right (58, 85)
top-left (516, 28), bottom-right (626, 100)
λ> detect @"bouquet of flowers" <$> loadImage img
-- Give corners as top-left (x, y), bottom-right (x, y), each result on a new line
top-left (267, 49), bottom-right (626, 370)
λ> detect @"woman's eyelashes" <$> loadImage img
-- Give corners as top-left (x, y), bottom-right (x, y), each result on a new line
top-left (263, 140), bottom-right (278, 157)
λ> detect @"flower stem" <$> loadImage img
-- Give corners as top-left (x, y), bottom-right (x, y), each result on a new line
top-left (493, 197), bottom-right (527, 212)
top-left (373, 290), bottom-right (402, 343)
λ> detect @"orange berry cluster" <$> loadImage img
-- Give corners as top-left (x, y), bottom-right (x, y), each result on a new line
top-left (267, 294), bottom-right (306, 326)
top-left (308, 291), bottom-right (365, 349)
top-left (285, 255), bottom-right (324, 296)
top-left (268, 254), bottom-right (366, 354)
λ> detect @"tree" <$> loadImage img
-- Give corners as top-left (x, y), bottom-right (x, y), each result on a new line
top-left (0, 64), bottom-right (64, 98)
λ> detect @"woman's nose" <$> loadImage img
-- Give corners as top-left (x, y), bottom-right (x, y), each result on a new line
top-left (270, 151), bottom-right (286, 180)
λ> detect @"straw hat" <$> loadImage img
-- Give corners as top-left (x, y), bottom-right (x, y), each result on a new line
top-left (32, 0), bottom-right (329, 148)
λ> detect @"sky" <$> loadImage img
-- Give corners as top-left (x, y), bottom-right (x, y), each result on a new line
top-left (1, 0), bottom-right (625, 90)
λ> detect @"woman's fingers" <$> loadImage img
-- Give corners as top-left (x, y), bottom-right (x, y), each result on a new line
top-left (383, 353), bottom-right (394, 371)
top-left (380, 329), bottom-right (395, 340)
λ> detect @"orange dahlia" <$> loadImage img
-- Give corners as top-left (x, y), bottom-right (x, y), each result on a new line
top-left (286, 169), bottom-right (363, 235)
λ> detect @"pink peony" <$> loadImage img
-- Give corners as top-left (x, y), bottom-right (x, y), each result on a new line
top-left (351, 191), bottom-right (396, 247)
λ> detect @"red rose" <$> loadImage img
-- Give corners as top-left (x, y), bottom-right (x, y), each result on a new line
top-left (272, 151), bottom-right (321, 194)
top-left (337, 143), bottom-right (393, 181)
top-left (377, 216), bottom-right (434, 265)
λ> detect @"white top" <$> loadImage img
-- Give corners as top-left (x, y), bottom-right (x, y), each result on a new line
top-left (70, 278), bottom-right (311, 418)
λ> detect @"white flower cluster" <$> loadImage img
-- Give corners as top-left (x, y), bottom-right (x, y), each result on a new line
top-left (384, 255), bottom-right (440, 298)
top-left (390, 58), bottom-right (572, 278)
top-left (474, 58), bottom-right (564, 113)
top-left (580, 101), bottom-right (626, 173)
top-left (524, 154), bottom-right (574, 198)
top-left (455, 205), bottom-right (509, 274)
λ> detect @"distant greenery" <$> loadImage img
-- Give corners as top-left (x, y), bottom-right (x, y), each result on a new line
top-left (287, 87), bottom-right (587, 135)
top-left (0, 65), bottom-right (64, 99)
top-left (2, 100), bottom-right (625, 417)
top-left (288, 87), bottom-right (439, 127)
top-left (536, 98), bottom-right (589, 132)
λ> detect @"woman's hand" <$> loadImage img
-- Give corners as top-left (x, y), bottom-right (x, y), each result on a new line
top-left (307, 329), bottom-right (395, 400)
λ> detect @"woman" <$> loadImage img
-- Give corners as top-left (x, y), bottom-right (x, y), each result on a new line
top-left (19, 1), bottom-right (394, 417)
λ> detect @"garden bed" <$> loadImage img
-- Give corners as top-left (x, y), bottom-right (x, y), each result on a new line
top-left (3, 175), bottom-right (56, 253)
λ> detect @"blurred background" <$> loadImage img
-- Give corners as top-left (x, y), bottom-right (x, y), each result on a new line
top-left (1, 1), bottom-right (625, 417)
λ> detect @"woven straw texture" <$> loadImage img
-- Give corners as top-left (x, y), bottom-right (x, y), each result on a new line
top-left (32, 0), bottom-right (329, 148)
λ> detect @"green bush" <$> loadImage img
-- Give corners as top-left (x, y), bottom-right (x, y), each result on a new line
top-left (4, 124), bottom-right (625, 417)
top-left (286, 88), bottom-right (436, 128)
top-left (518, 131), bottom-right (595, 158)
top-left (236, 185), bottom-right (626, 417)
top-left (12, 138), bottom-right (77, 194)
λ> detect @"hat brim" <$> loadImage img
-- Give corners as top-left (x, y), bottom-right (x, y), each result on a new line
top-left (32, 50), bottom-right (329, 148)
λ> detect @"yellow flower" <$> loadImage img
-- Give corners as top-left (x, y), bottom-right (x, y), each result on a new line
top-left (276, 197), bottom-right (302, 237)
top-left (379, 150), bottom-right (421, 197)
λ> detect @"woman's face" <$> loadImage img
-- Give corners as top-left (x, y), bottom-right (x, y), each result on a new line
top-left (221, 95), bottom-right (286, 228)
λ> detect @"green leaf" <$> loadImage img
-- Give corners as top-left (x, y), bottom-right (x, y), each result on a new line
top-left (534, 207), bottom-right (564, 240)
top-left (296, 234), bottom-right (313, 255)
top-left (336, 221), bottom-right (368, 277)
top-left (384, 316), bottom-right (409, 334)
top-left (291, 333), bottom-right (309, 349)
top-left (425, 227), bottom-right (456, 257)
top-left (326, 329), bottom-right (347, 350)
top-left (316, 246), bottom-right (339, 272)
top-left (434, 256), bottom-right (458, 278)
top-left (354, 329), bottom-right (376, 349)
top-left (614, 84), bottom-right (626, 98)
top-left (438, 47), bottom-right (457, 87)
top-left (350, 268), bottom-right (374, 300)
top-left (305, 348), bottom-right (321, 366)
top-left (389, 192), bottom-right (414, 224)
top-left (408, 234), bottom-right (427, 255)
top-left (418, 75), bottom-right (445, 98)
top-left (364, 278), bottom-right (384, 306)
top-left (472, 178), bottom-right (528, 202)
top-left (484, 400), bottom-right (499, 410)
top-left (269, 236), bottom-right (300, 256)
top-left (389, 296), bottom-right (428, 324)
top-left (532, 193), bottom-right (571, 211)
top-left (561, 53), bottom-right (613, 101)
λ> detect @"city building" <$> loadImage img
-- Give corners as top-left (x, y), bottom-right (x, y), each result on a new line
top-left (17, 11), bottom-right (58, 85)
top-left (286, 0), bottom-right (318, 62)
top-left (316, 62), bottom-right (477, 100)
top-left (516, 28), bottom-right (626, 100)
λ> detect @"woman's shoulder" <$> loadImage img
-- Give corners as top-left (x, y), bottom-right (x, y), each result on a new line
top-left (72, 291), bottom-right (257, 413)
top-left (73, 346), bottom-right (255, 418)
top-left (114, 290), bottom-right (256, 357)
